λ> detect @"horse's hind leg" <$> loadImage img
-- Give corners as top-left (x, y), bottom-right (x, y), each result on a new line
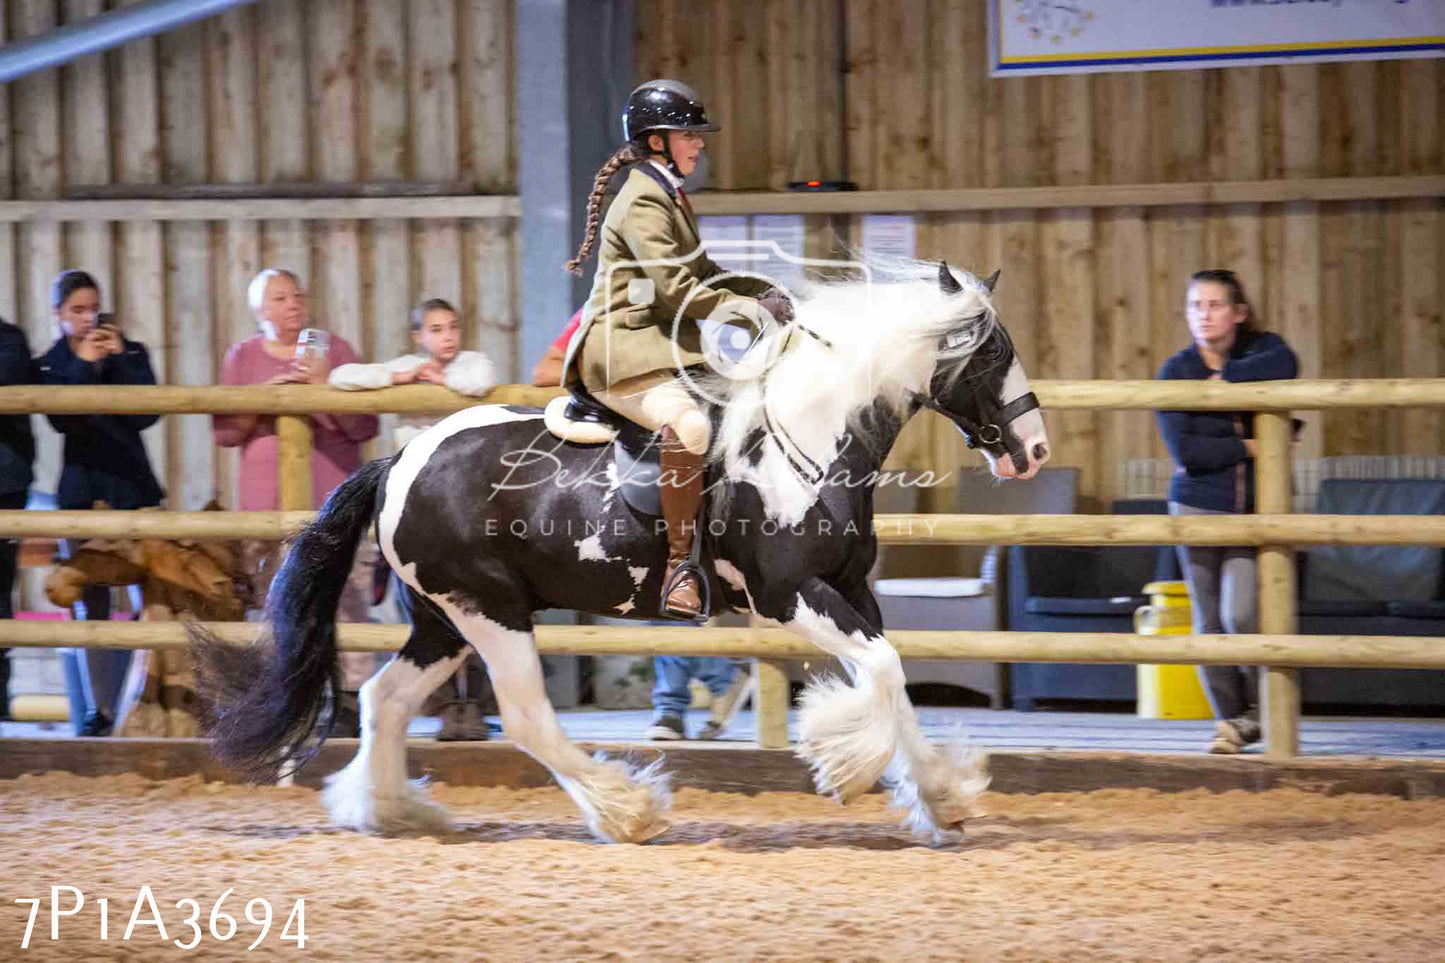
top-left (323, 592), bottom-right (466, 834)
top-left (443, 605), bottom-right (672, 844)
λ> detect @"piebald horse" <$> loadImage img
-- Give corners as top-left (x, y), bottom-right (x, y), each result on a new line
top-left (193, 259), bottom-right (1050, 843)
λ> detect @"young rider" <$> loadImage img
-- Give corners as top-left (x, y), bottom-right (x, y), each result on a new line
top-left (562, 79), bottom-right (793, 620)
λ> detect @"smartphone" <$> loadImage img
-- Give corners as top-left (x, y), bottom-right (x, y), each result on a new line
top-left (96, 312), bottom-right (115, 329)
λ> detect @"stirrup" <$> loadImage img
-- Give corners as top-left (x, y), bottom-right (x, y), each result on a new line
top-left (659, 559), bottom-right (710, 622)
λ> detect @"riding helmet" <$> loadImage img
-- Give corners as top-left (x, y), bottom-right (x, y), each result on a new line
top-left (622, 79), bottom-right (721, 143)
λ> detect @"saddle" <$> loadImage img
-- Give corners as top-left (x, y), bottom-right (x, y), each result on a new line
top-left (544, 381), bottom-right (665, 518)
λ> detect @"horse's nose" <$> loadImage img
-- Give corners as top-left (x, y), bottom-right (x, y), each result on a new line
top-left (1031, 441), bottom-right (1050, 464)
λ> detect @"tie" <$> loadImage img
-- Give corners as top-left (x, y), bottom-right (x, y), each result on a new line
top-left (676, 188), bottom-right (696, 226)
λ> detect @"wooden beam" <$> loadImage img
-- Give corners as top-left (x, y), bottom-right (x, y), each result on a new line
top-left (3, 620), bottom-right (1445, 669)
top-left (0, 195), bottom-right (520, 222)
top-left (686, 175), bottom-right (1445, 216)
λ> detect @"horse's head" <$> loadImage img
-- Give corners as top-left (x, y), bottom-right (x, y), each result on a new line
top-left (924, 262), bottom-right (1050, 480)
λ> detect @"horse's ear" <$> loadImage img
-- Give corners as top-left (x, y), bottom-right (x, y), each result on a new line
top-left (983, 269), bottom-right (1001, 293)
top-left (938, 260), bottom-right (963, 295)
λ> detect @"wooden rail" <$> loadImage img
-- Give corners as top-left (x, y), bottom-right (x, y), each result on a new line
top-left (0, 379), bottom-right (1441, 415)
top-left (4, 621), bottom-right (1442, 670)
top-left (3, 510), bottom-right (1443, 546)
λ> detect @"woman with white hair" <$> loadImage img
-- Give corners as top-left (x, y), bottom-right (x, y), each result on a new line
top-left (214, 269), bottom-right (377, 508)
top-left (213, 269), bottom-right (379, 733)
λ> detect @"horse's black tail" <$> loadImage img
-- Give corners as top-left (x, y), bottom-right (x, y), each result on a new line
top-left (191, 457), bottom-right (390, 779)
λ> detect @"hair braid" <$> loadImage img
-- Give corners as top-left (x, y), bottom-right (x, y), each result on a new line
top-left (564, 142), bottom-right (646, 276)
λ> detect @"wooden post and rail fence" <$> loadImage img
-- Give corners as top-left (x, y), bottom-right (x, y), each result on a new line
top-left (0, 379), bottom-right (1442, 757)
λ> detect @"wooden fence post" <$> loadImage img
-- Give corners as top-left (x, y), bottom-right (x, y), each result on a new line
top-left (750, 617), bottom-right (792, 749)
top-left (276, 415), bottom-right (313, 511)
top-left (1255, 411), bottom-right (1299, 757)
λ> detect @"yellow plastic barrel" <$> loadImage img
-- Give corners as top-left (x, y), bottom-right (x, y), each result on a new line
top-left (1134, 580), bottom-right (1213, 719)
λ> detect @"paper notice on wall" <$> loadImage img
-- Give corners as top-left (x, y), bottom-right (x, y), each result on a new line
top-left (698, 215), bottom-right (749, 246)
top-left (749, 214), bottom-right (806, 290)
top-left (861, 214), bottom-right (916, 261)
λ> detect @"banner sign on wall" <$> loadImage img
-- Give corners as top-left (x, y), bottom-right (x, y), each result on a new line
top-left (990, 0), bottom-right (1444, 76)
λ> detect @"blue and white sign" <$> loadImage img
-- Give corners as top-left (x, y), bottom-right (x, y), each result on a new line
top-left (990, 0), bottom-right (1444, 76)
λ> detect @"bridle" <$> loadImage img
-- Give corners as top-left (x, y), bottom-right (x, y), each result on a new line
top-left (913, 324), bottom-right (1040, 455)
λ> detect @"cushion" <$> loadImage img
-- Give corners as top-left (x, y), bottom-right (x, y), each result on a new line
top-left (875, 577), bottom-right (987, 599)
top-left (1025, 595), bottom-right (1146, 617)
top-left (1303, 480), bottom-right (1445, 603)
top-left (1297, 599), bottom-right (1390, 618)
top-left (1386, 600), bottom-right (1445, 620)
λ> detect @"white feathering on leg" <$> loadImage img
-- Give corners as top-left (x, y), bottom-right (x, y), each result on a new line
top-left (883, 723), bottom-right (991, 842)
top-left (795, 673), bottom-right (901, 803)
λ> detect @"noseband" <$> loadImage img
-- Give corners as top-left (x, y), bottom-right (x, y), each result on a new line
top-left (913, 389), bottom-right (1040, 450)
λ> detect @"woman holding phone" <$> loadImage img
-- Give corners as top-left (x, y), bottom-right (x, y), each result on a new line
top-left (213, 268), bottom-right (379, 734)
top-left (37, 269), bottom-right (165, 735)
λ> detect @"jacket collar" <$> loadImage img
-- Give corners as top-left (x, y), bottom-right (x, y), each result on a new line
top-left (633, 163), bottom-right (699, 241)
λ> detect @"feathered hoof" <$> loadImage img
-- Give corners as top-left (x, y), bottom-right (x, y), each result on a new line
top-left (579, 753), bottom-right (674, 844)
top-left (797, 738), bottom-right (891, 805)
top-left (795, 676), bottom-right (898, 805)
top-left (323, 768), bottom-right (455, 836)
top-left (888, 745), bottom-right (991, 841)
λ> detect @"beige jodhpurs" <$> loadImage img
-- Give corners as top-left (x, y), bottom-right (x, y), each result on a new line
top-left (592, 370), bottom-right (710, 455)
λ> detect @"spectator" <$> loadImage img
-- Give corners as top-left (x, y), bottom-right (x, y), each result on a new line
top-left (0, 317), bottom-right (35, 721)
top-left (330, 297), bottom-right (499, 739)
top-left (1157, 269), bottom-right (1298, 755)
top-left (530, 308), bottom-right (583, 388)
top-left (649, 656), bottom-right (749, 741)
top-left (329, 296), bottom-right (498, 445)
top-left (37, 270), bottom-right (164, 736)
top-left (213, 268), bottom-right (379, 734)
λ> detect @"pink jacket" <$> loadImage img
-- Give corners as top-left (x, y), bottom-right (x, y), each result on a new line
top-left (213, 334), bottom-right (379, 510)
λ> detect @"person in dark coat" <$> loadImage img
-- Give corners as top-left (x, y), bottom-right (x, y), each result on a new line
top-left (37, 270), bottom-right (164, 735)
top-left (1157, 269), bottom-right (1299, 755)
top-left (0, 319), bottom-right (36, 721)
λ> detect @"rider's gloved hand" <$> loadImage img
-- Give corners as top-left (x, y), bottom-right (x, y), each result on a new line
top-left (757, 288), bottom-right (795, 324)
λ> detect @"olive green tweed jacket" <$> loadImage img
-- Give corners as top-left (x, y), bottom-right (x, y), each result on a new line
top-left (565, 165), bottom-right (771, 390)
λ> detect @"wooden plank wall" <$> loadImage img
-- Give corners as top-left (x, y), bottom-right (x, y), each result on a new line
top-left (0, 0), bottom-right (517, 510)
top-left (636, 0), bottom-right (1445, 509)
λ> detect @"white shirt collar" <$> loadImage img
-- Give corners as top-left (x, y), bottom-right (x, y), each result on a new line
top-left (648, 159), bottom-right (684, 191)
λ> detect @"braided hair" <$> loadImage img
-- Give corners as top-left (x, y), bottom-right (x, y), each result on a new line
top-left (563, 141), bottom-right (648, 275)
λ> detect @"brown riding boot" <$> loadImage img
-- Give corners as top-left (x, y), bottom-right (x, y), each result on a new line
top-left (658, 426), bottom-right (706, 619)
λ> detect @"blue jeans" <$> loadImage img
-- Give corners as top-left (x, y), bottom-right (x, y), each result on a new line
top-left (651, 656), bottom-right (737, 717)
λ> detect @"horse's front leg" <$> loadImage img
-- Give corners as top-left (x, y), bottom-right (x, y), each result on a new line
top-left (779, 578), bottom-right (988, 836)
top-left (771, 577), bottom-right (911, 805)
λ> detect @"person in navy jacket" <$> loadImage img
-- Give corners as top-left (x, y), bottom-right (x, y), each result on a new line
top-left (0, 319), bottom-right (35, 721)
top-left (1157, 269), bottom-right (1298, 755)
top-left (37, 270), bottom-right (164, 736)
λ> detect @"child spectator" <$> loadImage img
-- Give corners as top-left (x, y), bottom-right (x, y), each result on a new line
top-left (330, 298), bottom-right (499, 739)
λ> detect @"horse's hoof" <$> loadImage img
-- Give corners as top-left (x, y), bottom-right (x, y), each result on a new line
top-left (629, 819), bottom-right (671, 843)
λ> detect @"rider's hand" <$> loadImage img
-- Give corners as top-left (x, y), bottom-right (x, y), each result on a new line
top-left (413, 362), bottom-right (447, 385)
top-left (758, 288), bottom-right (794, 324)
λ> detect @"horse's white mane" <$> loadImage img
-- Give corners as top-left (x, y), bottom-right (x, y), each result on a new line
top-left (700, 254), bottom-right (1000, 472)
